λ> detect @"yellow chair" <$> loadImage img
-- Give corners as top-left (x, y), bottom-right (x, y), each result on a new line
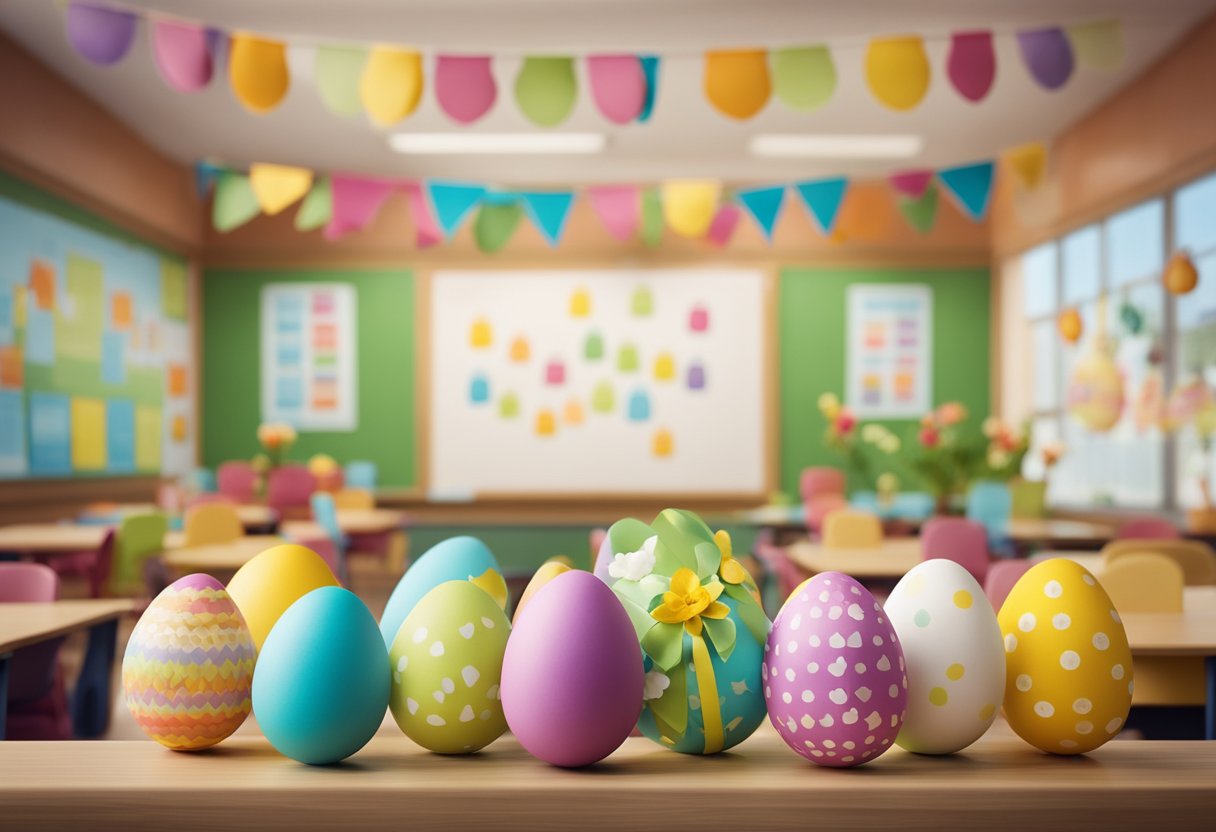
top-left (182, 503), bottom-right (243, 548)
top-left (333, 488), bottom-right (375, 510)
top-left (822, 509), bottom-right (883, 549)
top-left (1102, 539), bottom-right (1216, 586)
top-left (1101, 552), bottom-right (1184, 613)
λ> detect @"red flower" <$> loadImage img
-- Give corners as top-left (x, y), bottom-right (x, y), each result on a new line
top-left (835, 409), bottom-right (857, 436)
top-left (919, 426), bottom-right (940, 448)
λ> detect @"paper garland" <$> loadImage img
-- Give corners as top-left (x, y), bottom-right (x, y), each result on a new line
top-left (65, 3), bottom-right (1125, 121)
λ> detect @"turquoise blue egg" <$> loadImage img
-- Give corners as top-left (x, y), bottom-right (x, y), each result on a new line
top-left (638, 597), bottom-right (766, 754)
top-left (379, 536), bottom-right (503, 648)
top-left (253, 587), bottom-right (390, 765)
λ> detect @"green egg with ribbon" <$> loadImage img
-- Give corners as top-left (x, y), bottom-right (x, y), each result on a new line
top-left (605, 509), bottom-right (771, 754)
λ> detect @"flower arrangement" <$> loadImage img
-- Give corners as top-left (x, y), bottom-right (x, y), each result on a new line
top-left (253, 422), bottom-right (297, 497)
top-left (817, 393), bottom-right (903, 486)
top-left (908, 402), bottom-right (984, 511)
top-left (980, 417), bottom-right (1031, 480)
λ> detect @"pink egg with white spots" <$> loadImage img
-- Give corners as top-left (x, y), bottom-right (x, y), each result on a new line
top-left (764, 572), bottom-right (908, 767)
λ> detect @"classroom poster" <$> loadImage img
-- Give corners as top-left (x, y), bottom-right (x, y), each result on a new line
top-left (846, 284), bottom-right (933, 418)
top-left (260, 283), bottom-right (357, 431)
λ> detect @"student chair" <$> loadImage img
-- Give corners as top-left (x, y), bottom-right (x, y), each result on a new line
top-left (344, 460), bottom-right (379, 490)
top-left (267, 465), bottom-right (317, 519)
top-left (752, 536), bottom-right (811, 617)
top-left (216, 461), bottom-right (257, 504)
top-left (0, 563), bottom-right (71, 740)
top-left (1116, 517), bottom-right (1181, 541)
top-left (110, 514), bottom-right (168, 597)
top-left (920, 517), bottom-right (990, 583)
top-left (182, 503), bottom-right (243, 548)
top-left (309, 492), bottom-right (349, 584)
top-left (1102, 539), bottom-right (1216, 586)
top-left (965, 481), bottom-right (1013, 554)
top-left (800, 467), bottom-right (846, 503)
top-left (1101, 553), bottom-right (1185, 613)
top-left (983, 559), bottom-right (1034, 612)
top-left (186, 467), bottom-right (217, 494)
top-left (821, 509), bottom-right (883, 549)
top-left (333, 488), bottom-right (375, 510)
top-left (804, 494), bottom-right (848, 535)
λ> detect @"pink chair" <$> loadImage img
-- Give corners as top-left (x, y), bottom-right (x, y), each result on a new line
top-left (1116, 517), bottom-right (1181, 540)
top-left (805, 494), bottom-right (849, 534)
top-left (921, 517), bottom-right (991, 583)
top-left (0, 563), bottom-right (72, 740)
top-left (983, 560), bottom-right (1034, 612)
top-left (800, 467), bottom-right (846, 503)
top-left (216, 461), bottom-right (257, 504)
top-left (267, 465), bottom-right (317, 519)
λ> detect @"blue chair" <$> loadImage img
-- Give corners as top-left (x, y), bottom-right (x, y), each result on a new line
top-left (896, 492), bottom-right (936, 522)
top-left (310, 492), bottom-right (349, 584)
top-left (187, 467), bottom-right (216, 493)
top-left (344, 461), bottom-right (378, 490)
top-left (966, 481), bottom-right (1013, 555)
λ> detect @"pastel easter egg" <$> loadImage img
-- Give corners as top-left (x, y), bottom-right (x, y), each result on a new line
top-left (225, 544), bottom-right (339, 651)
top-left (514, 559), bottom-right (572, 624)
top-left (389, 581), bottom-right (510, 754)
top-left (123, 574), bottom-right (255, 751)
top-left (765, 572), bottom-right (907, 767)
top-left (379, 536), bottom-right (507, 649)
top-left (501, 570), bottom-right (643, 767)
top-left (885, 559), bottom-right (1005, 754)
top-left (253, 587), bottom-right (390, 764)
top-left (999, 559), bottom-right (1132, 755)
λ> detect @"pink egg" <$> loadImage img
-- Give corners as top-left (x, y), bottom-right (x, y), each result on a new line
top-left (501, 570), bottom-right (643, 767)
top-left (764, 572), bottom-right (907, 767)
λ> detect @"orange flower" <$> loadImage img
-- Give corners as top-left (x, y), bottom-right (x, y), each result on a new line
top-left (936, 402), bottom-right (968, 427)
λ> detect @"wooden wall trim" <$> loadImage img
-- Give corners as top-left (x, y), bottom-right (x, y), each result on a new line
top-left (0, 477), bottom-right (161, 526)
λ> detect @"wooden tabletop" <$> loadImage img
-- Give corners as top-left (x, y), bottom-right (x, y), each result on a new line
top-left (0, 729), bottom-right (1212, 830)
top-left (1006, 517), bottom-right (1117, 545)
top-left (161, 536), bottom-right (286, 577)
top-left (0, 600), bottom-right (133, 653)
top-left (0, 523), bottom-right (108, 555)
top-left (785, 537), bottom-right (923, 578)
top-left (79, 503), bottom-right (279, 528)
top-left (1122, 587), bottom-right (1216, 657)
top-left (282, 508), bottom-right (407, 539)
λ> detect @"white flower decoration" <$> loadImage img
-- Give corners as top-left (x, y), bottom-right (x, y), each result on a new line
top-left (643, 670), bottom-right (671, 701)
top-left (608, 535), bottom-right (658, 582)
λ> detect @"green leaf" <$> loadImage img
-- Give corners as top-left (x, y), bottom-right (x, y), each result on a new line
top-left (650, 510), bottom-right (706, 572)
top-left (642, 621), bottom-right (685, 671)
top-left (702, 614), bottom-right (736, 662)
top-left (694, 541), bottom-right (722, 580)
top-left (649, 664), bottom-right (688, 739)
top-left (724, 585), bottom-right (772, 646)
top-left (613, 591), bottom-right (661, 642)
top-left (606, 518), bottom-right (655, 557)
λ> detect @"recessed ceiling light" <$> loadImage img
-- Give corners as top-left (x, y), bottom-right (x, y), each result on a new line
top-left (389, 132), bottom-right (607, 155)
top-left (749, 134), bottom-right (923, 159)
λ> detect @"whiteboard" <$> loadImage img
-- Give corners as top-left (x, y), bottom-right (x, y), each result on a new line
top-left (427, 269), bottom-right (770, 496)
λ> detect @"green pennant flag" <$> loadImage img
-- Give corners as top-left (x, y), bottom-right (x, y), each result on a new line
top-left (295, 177), bottom-right (333, 231)
top-left (212, 171), bottom-right (260, 232)
top-left (474, 201), bottom-right (523, 253)
top-left (641, 188), bottom-right (663, 248)
top-left (899, 183), bottom-right (939, 234)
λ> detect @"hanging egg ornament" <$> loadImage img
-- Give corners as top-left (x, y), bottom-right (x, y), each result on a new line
top-left (1164, 251), bottom-right (1199, 295)
top-left (1057, 308), bottom-right (1083, 343)
top-left (1065, 337), bottom-right (1124, 432)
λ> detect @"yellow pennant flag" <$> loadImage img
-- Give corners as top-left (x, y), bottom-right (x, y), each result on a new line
top-left (229, 34), bottom-right (290, 113)
top-left (249, 164), bottom-right (314, 215)
top-left (864, 37), bottom-right (930, 111)
top-left (360, 47), bottom-right (424, 126)
top-left (1005, 142), bottom-right (1048, 190)
top-left (661, 180), bottom-right (721, 238)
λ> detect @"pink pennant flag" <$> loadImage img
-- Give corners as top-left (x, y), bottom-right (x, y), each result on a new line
top-left (587, 55), bottom-right (647, 124)
top-left (324, 175), bottom-right (397, 240)
top-left (706, 204), bottom-right (741, 247)
top-left (587, 185), bottom-right (641, 241)
top-left (889, 170), bottom-right (934, 199)
top-left (404, 182), bottom-right (443, 248)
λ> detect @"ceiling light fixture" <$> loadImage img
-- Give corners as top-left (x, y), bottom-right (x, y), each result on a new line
top-left (389, 132), bottom-right (607, 155)
top-left (749, 134), bottom-right (924, 159)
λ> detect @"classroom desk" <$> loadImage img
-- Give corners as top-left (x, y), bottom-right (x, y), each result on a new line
top-left (282, 508), bottom-right (407, 538)
top-left (785, 537), bottom-right (923, 578)
top-left (0, 729), bottom-right (1212, 830)
top-left (0, 600), bottom-right (131, 740)
top-left (0, 524), bottom-right (109, 555)
top-left (1006, 517), bottom-right (1117, 548)
top-left (160, 536), bottom-right (285, 579)
top-left (78, 503), bottom-right (279, 531)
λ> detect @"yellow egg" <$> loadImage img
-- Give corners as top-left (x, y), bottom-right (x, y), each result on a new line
top-left (1164, 251), bottom-right (1199, 295)
top-left (998, 559), bottom-right (1132, 754)
top-left (1057, 308), bottom-right (1083, 343)
top-left (512, 560), bottom-right (571, 624)
top-left (226, 544), bottom-right (340, 651)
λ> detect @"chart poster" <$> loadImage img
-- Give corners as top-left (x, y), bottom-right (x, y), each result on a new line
top-left (846, 284), bottom-right (933, 418)
top-left (260, 283), bottom-right (357, 431)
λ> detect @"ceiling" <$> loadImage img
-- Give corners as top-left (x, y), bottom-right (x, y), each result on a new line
top-left (1, 0), bottom-right (1214, 185)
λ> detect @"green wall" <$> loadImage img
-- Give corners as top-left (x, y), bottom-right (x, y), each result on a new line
top-left (779, 267), bottom-right (991, 495)
top-left (202, 268), bottom-right (416, 486)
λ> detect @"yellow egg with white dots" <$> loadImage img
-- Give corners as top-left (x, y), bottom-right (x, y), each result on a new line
top-left (998, 559), bottom-right (1133, 755)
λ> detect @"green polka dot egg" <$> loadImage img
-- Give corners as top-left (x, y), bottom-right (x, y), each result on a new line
top-left (885, 559), bottom-right (1005, 754)
top-left (997, 559), bottom-right (1132, 755)
top-left (388, 580), bottom-right (510, 754)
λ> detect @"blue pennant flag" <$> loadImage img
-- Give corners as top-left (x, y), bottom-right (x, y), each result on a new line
top-left (194, 161), bottom-right (223, 198)
top-left (638, 56), bottom-right (661, 123)
top-left (519, 191), bottom-right (576, 246)
top-left (937, 161), bottom-right (995, 220)
top-left (426, 180), bottom-right (488, 237)
top-left (794, 177), bottom-right (848, 234)
top-left (736, 185), bottom-right (786, 240)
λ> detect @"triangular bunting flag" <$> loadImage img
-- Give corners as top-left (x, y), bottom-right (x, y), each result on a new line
top-left (426, 180), bottom-right (487, 237)
top-left (519, 191), bottom-right (576, 247)
top-left (249, 163), bottom-right (313, 215)
top-left (295, 177), bottom-right (333, 232)
top-left (194, 161), bottom-right (222, 198)
top-left (794, 177), bottom-right (848, 234)
top-left (706, 204), bottom-right (741, 247)
top-left (403, 182), bottom-right (442, 248)
top-left (735, 185), bottom-right (786, 240)
top-left (211, 171), bottom-right (260, 232)
top-left (899, 184), bottom-right (939, 234)
top-left (1004, 142), bottom-right (1047, 190)
top-left (638, 56), bottom-right (661, 123)
top-left (587, 185), bottom-right (640, 241)
top-left (888, 170), bottom-right (934, 199)
top-left (324, 175), bottom-right (397, 240)
top-left (938, 161), bottom-right (995, 220)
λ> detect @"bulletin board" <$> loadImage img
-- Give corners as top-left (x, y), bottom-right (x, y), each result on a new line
top-left (425, 268), bottom-right (774, 498)
top-left (846, 284), bottom-right (933, 418)
top-left (0, 189), bottom-right (194, 479)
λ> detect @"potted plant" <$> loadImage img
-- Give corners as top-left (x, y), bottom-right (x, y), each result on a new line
top-left (908, 402), bottom-right (983, 514)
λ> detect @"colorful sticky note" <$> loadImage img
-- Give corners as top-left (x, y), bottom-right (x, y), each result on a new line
top-left (0, 390), bottom-right (26, 476)
top-left (662, 180), bottom-right (721, 238)
top-left (584, 332), bottom-right (604, 360)
top-left (435, 55), bottom-right (497, 124)
top-left (361, 47), bottom-right (424, 126)
top-left (631, 287), bottom-right (653, 317)
top-left (0, 345), bottom-right (22, 388)
top-left (470, 373), bottom-right (490, 404)
top-left (470, 317), bottom-right (493, 348)
top-left (168, 363), bottom-right (188, 397)
top-left (250, 163), bottom-right (314, 215)
top-left (314, 45), bottom-right (368, 117)
top-left (653, 353), bottom-right (675, 381)
top-left (864, 37), bottom-right (930, 111)
top-left (171, 414), bottom-right (188, 443)
top-left (71, 397), bottom-right (107, 471)
top-left (229, 35), bottom-right (290, 114)
top-left (689, 305), bottom-right (710, 332)
top-left (161, 259), bottom-right (187, 320)
top-left (135, 405), bottom-right (162, 471)
top-left (106, 399), bottom-right (135, 473)
top-left (652, 428), bottom-right (674, 458)
top-left (12, 286), bottom-right (26, 329)
top-left (545, 359), bottom-right (566, 386)
top-left (0, 290), bottom-right (11, 345)
top-left (592, 381), bottom-right (614, 413)
top-left (563, 399), bottom-right (585, 425)
top-left (617, 344), bottom-right (639, 372)
top-left (26, 308), bottom-right (54, 365)
top-left (628, 389), bottom-right (651, 422)
top-left (687, 362), bottom-right (706, 391)
top-left (29, 392), bottom-right (71, 475)
top-left (703, 50), bottom-right (771, 119)
top-left (30, 260), bottom-right (55, 310)
top-left (535, 409), bottom-right (557, 437)
top-left (110, 292), bottom-right (133, 330)
top-left (101, 332), bottom-right (126, 385)
top-left (510, 336), bottom-right (531, 362)
top-left (499, 392), bottom-right (520, 419)
top-left (515, 57), bottom-right (577, 127)
top-left (569, 288), bottom-right (591, 317)
top-left (771, 46), bottom-right (836, 112)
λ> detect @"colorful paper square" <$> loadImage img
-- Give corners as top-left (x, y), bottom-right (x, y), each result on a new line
top-left (135, 405), bottom-right (161, 471)
top-left (168, 363), bottom-right (188, 397)
top-left (111, 292), bottom-right (133, 330)
top-left (30, 259), bottom-right (55, 310)
top-left (171, 414), bottom-right (188, 442)
top-left (28, 391), bottom-right (71, 475)
top-left (0, 390), bottom-right (26, 476)
top-left (161, 259), bottom-right (187, 320)
top-left (276, 376), bottom-right (303, 409)
top-left (106, 399), bottom-right (135, 473)
top-left (0, 345), bottom-right (22, 388)
top-left (101, 331), bottom-right (126, 385)
top-left (71, 397), bottom-right (107, 471)
top-left (25, 308), bottom-right (54, 365)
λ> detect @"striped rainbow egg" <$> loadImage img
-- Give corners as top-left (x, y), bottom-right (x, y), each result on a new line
top-left (122, 574), bottom-right (256, 751)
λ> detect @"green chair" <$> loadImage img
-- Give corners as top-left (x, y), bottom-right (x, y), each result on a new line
top-left (110, 514), bottom-right (168, 596)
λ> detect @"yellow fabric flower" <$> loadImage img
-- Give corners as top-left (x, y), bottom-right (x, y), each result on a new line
top-left (714, 530), bottom-right (749, 586)
top-left (651, 568), bottom-right (729, 636)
